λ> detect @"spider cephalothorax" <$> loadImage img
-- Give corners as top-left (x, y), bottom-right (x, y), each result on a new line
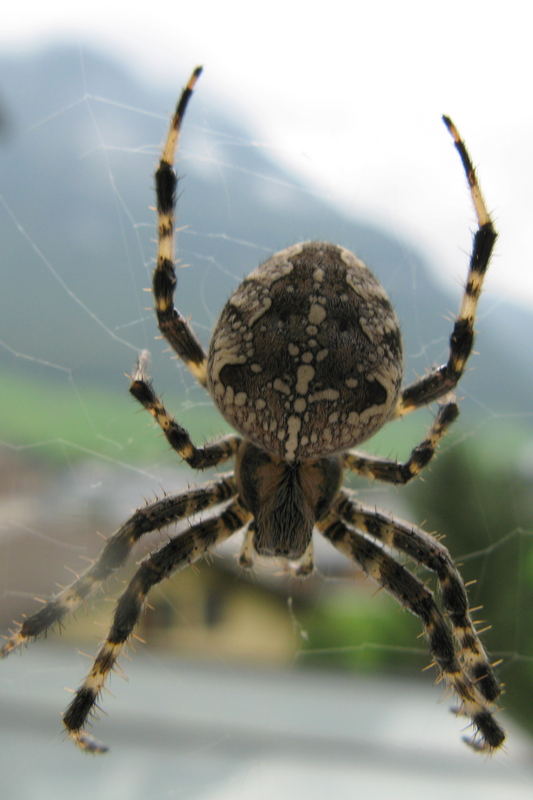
top-left (236, 440), bottom-right (343, 561)
top-left (1, 67), bottom-right (505, 755)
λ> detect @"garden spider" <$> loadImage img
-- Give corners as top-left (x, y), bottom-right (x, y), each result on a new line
top-left (1, 67), bottom-right (504, 754)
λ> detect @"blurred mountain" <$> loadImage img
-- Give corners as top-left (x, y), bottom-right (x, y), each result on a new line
top-left (0, 45), bottom-right (531, 425)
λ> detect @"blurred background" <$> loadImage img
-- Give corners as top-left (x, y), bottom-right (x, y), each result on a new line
top-left (1, 2), bottom-right (532, 798)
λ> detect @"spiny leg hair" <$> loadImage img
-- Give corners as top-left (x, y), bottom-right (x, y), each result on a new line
top-left (1, 476), bottom-right (237, 659)
top-left (63, 499), bottom-right (251, 753)
top-left (395, 117), bottom-right (497, 416)
top-left (344, 401), bottom-right (458, 484)
top-left (333, 490), bottom-right (501, 704)
top-left (318, 512), bottom-right (505, 752)
top-left (153, 66), bottom-right (208, 387)
top-left (130, 349), bottom-right (241, 469)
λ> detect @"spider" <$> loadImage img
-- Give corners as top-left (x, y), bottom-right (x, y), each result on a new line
top-left (1, 67), bottom-right (504, 754)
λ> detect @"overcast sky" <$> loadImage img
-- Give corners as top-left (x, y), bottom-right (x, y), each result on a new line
top-left (3, 0), bottom-right (532, 310)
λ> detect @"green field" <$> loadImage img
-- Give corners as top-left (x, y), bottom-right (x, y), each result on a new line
top-left (0, 368), bottom-right (424, 466)
top-left (0, 369), bottom-right (226, 464)
top-left (1, 368), bottom-right (526, 468)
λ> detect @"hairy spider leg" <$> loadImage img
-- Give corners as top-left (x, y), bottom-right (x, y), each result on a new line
top-left (63, 499), bottom-right (251, 753)
top-left (334, 490), bottom-right (501, 704)
top-left (344, 401), bottom-right (458, 483)
top-left (394, 116), bottom-right (497, 415)
top-left (318, 512), bottom-right (505, 752)
top-left (0, 477), bottom-right (237, 658)
top-left (153, 66), bottom-right (209, 386)
top-left (129, 350), bottom-right (240, 469)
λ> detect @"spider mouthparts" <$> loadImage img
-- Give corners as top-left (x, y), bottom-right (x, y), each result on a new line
top-left (462, 735), bottom-right (491, 754)
top-left (71, 729), bottom-right (109, 755)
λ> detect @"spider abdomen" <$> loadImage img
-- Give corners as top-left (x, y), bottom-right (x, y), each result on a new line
top-left (208, 241), bottom-right (403, 461)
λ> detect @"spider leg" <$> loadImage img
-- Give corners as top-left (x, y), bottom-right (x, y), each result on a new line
top-left (153, 66), bottom-right (209, 387)
top-left (317, 511), bottom-right (505, 752)
top-left (334, 490), bottom-right (500, 704)
top-left (343, 401), bottom-right (458, 484)
top-left (394, 117), bottom-right (497, 416)
top-left (63, 499), bottom-right (251, 753)
top-left (0, 475), bottom-right (237, 658)
top-left (130, 350), bottom-right (241, 469)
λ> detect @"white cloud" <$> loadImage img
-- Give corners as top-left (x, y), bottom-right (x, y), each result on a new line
top-left (3, 0), bottom-right (532, 306)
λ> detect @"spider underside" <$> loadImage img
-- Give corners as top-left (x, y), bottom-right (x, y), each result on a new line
top-left (1, 68), bottom-right (504, 755)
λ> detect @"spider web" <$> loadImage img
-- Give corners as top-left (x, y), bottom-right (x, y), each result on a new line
top-left (0, 46), bottom-right (532, 767)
